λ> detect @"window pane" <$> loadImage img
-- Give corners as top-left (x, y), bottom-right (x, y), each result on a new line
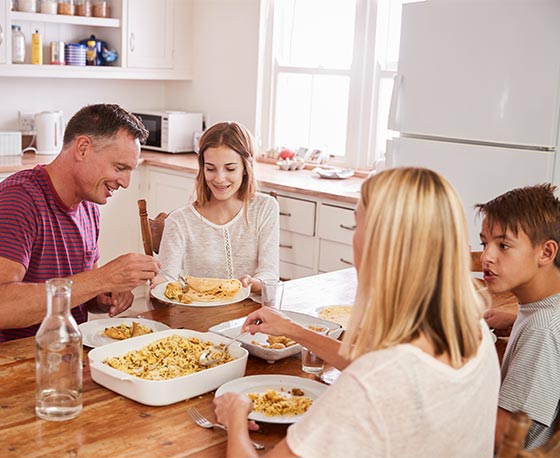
top-left (274, 72), bottom-right (348, 155)
top-left (375, 76), bottom-right (395, 160)
top-left (309, 75), bottom-right (349, 155)
top-left (274, 0), bottom-right (356, 69)
top-left (274, 73), bottom-right (312, 148)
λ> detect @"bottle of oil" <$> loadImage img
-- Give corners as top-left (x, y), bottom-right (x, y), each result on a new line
top-left (35, 279), bottom-right (83, 421)
top-left (31, 29), bottom-right (43, 65)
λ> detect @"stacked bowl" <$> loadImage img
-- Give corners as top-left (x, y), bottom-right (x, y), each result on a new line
top-left (65, 43), bottom-right (86, 66)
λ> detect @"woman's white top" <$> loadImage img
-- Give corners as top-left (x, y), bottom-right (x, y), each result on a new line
top-left (287, 321), bottom-right (500, 458)
top-left (158, 192), bottom-right (279, 281)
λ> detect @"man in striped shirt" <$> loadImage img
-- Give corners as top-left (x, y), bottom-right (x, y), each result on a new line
top-left (477, 184), bottom-right (560, 452)
top-left (0, 104), bottom-right (160, 342)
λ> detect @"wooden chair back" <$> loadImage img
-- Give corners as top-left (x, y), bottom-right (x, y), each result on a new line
top-left (498, 411), bottom-right (560, 458)
top-left (137, 199), bottom-right (168, 256)
top-left (471, 251), bottom-right (483, 272)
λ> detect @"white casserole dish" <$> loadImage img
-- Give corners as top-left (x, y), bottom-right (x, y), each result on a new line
top-left (208, 311), bottom-right (343, 364)
top-left (88, 329), bottom-right (248, 406)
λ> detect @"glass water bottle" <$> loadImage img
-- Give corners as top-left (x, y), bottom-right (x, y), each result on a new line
top-left (35, 279), bottom-right (83, 421)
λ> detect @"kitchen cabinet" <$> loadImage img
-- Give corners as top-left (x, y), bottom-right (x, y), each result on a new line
top-left (125, 0), bottom-right (172, 69)
top-left (97, 168), bottom-right (142, 265)
top-left (317, 204), bottom-right (354, 272)
top-left (266, 190), bottom-right (356, 280)
top-left (0, 0), bottom-right (192, 80)
top-left (142, 166), bottom-right (195, 215)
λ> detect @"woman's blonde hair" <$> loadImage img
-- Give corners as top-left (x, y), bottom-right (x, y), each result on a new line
top-left (340, 167), bottom-right (483, 368)
top-left (194, 122), bottom-right (257, 209)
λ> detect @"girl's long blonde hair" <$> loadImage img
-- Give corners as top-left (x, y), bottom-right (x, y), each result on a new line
top-left (340, 167), bottom-right (483, 368)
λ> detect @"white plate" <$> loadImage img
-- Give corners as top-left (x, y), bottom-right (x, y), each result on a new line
top-left (215, 374), bottom-right (327, 424)
top-left (79, 318), bottom-right (171, 348)
top-left (315, 305), bottom-right (353, 329)
top-left (208, 311), bottom-right (343, 363)
top-left (150, 281), bottom-right (251, 307)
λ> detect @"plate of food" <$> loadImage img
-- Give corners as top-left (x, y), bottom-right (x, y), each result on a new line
top-left (208, 311), bottom-right (343, 363)
top-left (79, 318), bottom-right (171, 348)
top-left (151, 275), bottom-right (251, 307)
top-left (316, 305), bottom-right (354, 329)
top-left (215, 374), bottom-right (327, 424)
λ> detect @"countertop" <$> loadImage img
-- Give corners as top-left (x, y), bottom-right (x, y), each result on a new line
top-left (0, 151), bottom-right (364, 205)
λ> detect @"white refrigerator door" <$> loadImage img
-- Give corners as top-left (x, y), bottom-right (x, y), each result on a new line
top-left (390, 0), bottom-right (560, 148)
top-left (387, 137), bottom-right (555, 246)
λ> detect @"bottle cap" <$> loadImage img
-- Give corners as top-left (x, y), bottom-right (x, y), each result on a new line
top-left (87, 40), bottom-right (96, 46)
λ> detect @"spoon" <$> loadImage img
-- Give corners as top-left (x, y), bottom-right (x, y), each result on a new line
top-left (198, 330), bottom-right (250, 366)
top-left (199, 319), bottom-right (261, 366)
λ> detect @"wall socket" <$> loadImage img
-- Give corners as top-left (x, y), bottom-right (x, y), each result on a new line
top-left (18, 112), bottom-right (36, 135)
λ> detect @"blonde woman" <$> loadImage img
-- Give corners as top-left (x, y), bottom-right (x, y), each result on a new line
top-left (157, 122), bottom-right (279, 294)
top-left (214, 167), bottom-right (500, 457)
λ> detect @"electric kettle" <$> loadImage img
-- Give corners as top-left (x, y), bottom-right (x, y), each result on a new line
top-left (35, 111), bottom-right (64, 155)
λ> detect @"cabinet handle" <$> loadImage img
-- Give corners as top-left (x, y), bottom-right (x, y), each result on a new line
top-left (340, 258), bottom-right (353, 265)
top-left (129, 33), bottom-right (135, 52)
top-left (340, 224), bottom-right (356, 231)
top-left (280, 244), bottom-right (293, 249)
top-left (280, 212), bottom-right (292, 217)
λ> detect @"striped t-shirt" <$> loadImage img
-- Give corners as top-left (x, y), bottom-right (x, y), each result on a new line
top-left (0, 165), bottom-right (100, 342)
top-left (499, 293), bottom-right (560, 449)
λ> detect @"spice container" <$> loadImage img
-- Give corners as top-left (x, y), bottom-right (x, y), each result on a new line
top-left (17, 0), bottom-right (37, 12)
top-left (75, 0), bottom-right (91, 16)
top-left (58, 0), bottom-right (74, 15)
top-left (31, 29), bottom-right (43, 65)
top-left (50, 41), bottom-right (65, 65)
top-left (86, 39), bottom-right (96, 66)
top-left (11, 25), bottom-right (25, 64)
top-left (40, 0), bottom-right (57, 13)
top-left (93, 0), bottom-right (109, 18)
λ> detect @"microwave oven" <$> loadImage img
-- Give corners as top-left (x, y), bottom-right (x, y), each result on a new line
top-left (133, 111), bottom-right (203, 153)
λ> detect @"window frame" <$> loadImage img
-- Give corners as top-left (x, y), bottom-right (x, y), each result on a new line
top-left (257, 0), bottom-right (398, 170)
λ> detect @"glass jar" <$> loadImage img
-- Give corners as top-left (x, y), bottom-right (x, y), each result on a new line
top-left (92, 0), bottom-right (109, 18)
top-left (17, 0), bottom-right (37, 13)
top-left (11, 25), bottom-right (25, 64)
top-left (35, 279), bottom-right (82, 421)
top-left (57, 0), bottom-right (74, 15)
top-left (40, 0), bottom-right (58, 14)
top-left (75, 0), bottom-right (91, 16)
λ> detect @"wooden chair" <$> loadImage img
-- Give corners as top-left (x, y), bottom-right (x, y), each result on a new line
top-left (471, 250), bottom-right (483, 272)
top-left (137, 199), bottom-right (168, 256)
top-left (498, 411), bottom-right (560, 458)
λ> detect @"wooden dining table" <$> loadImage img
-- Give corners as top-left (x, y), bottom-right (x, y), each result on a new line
top-left (0, 268), bottom-right (516, 458)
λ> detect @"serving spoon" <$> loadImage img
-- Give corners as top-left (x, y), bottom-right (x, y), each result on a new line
top-left (199, 320), bottom-right (261, 366)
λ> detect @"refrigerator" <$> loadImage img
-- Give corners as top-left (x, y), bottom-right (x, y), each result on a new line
top-left (386, 0), bottom-right (560, 247)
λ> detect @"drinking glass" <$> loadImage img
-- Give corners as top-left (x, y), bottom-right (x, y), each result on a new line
top-left (301, 325), bottom-right (329, 374)
top-left (261, 279), bottom-right (284, 310)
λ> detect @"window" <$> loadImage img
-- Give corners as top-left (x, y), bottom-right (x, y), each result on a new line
top-left (257, 0), bottom-right (422, 169)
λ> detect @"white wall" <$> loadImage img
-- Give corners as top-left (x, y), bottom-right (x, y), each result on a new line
top-left (0, 78), bottom-right (166, 130)
top-left (165, 0), bottom-right (261, 131)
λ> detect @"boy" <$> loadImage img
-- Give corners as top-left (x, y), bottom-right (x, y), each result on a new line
top-left (476, 184), bottom-right (560, 451)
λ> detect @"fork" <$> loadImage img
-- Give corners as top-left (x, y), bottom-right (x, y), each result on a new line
top-left (159, 268), bottom-right (188, 288)
top-left (187, 407), bottom-right (265, 450)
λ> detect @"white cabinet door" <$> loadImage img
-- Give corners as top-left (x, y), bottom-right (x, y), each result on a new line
top-left (127, 0), bottom-right (174, 69)
top-left (318, 204), bottom-right (355, 245)
top-left (145, 167), bottom-right (195, 215)
top-left (276, 195), bottom-right (316, 236)
top-left (318, 240), bottom-right (354, 273)
top-left (98, 170), bottom-right (142, 265)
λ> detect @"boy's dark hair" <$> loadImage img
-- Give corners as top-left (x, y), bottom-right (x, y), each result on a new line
top-left (63, 104), bottom-right (148, 146)
top-left (475, 183), bottom-right (560, 268)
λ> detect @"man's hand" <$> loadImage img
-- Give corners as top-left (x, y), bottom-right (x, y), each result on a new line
top-left (89, 291), bottom-right (134, 316)
top-left (99, 253), bottom-right (159, 292)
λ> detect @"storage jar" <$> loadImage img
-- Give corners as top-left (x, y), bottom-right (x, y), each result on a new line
top-left (75, 0), bottom-right (92, 16)
top-left (11, 25), bottom-right (25, 64)
top-left (58, 0), bottom-right (74, 15)
top-left (40, 0), bottom-right (57, 14)
top-left (92, 0), bottom-right (109, 18)
top-left (17, 0), bottom-right (37, 13)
